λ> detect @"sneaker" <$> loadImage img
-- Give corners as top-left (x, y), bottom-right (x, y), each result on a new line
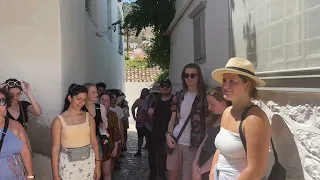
top-left (134, 151), bottom-right (141, 157)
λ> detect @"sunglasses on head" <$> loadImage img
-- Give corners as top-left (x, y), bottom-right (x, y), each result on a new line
top-left (184, 73), bottom-right (198, 79)
top-left (0, 98), bottom-right (7, 106)
top-left (6, 81), bottom-right (22, 88)
top-left (160, 84), bottom-right (171, 88)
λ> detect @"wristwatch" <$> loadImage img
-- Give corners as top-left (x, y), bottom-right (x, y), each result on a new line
top-left (165, 132), bottom-right (171, 137)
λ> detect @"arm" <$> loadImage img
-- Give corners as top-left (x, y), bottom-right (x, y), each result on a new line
top-left (22, 81), bottom-right (42, 116)
top-left (131, 99), bottom-right (139, 120)
top-left (89, 115), bottom-right (100, 161)
top-left (51, 117), bottom-right (62, 179)
top-left (209, 150), bottom-right (220, 180)
top-left (238, 110), bottom-right (271, 180)
top-left (89, 115), bottom-right (101, 179)
top-left (112, 114), bottom-right (122, 156)
top-left (194, 135), bottom-right (207, 166)
top-left (167, 112), bottom-right (176, 134)
top-left (26, 93), bottom-right (42, 116)
top-left (17, 122), bottom-right (34, 177)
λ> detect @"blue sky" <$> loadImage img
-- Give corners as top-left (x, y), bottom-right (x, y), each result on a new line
top-left (123, 0), bottom-right (136, 2)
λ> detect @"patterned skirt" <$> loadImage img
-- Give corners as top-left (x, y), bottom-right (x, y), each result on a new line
top-left (0, 154), bottom-right (26, 180)
top-left (59, 147), bottom-right (95, 180)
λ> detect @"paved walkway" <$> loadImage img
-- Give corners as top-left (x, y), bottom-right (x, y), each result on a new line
top-left (112, 124), bottom-right (150, 180)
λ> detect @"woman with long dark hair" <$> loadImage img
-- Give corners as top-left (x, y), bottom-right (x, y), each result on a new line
top-left (51, 84), bottom-right (101, 180)
top-left (165, 63), bottom-right (207, 180)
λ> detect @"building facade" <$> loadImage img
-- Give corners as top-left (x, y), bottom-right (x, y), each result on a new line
top-left (168, 0), bottom-right (320, 179)
top-left (0, 0), bottom-right (124, 178)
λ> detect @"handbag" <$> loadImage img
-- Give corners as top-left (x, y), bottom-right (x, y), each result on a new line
top-left (164, 95), bottom-right (198, 155)
top-left (239, 105), bottom-right (286, 180)
top-left (0, 117), bottom-right (9, 152)
top-left (61, 145), bottom-right (91, 162)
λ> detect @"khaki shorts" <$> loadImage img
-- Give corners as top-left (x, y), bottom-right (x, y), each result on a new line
top-left (167, 144), bottom-right (197, 180)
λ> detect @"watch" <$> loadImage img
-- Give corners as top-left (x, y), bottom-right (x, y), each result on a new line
top-left (165, 132), bottom-right (171, 137)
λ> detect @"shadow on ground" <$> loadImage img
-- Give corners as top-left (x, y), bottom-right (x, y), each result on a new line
top-left (112, 128), bottom-right (149, 180)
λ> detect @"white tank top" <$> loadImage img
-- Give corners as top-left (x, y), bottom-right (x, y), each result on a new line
top-left (214, 127), bottom-right (247, 179)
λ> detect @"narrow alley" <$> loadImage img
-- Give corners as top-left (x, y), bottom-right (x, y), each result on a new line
top-left (112, 124), bottom-right (150, 180)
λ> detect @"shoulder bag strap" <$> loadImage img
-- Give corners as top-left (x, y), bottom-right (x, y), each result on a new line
top-left (175, 97), bottom-right (198, 142)
top-left (19, 102), bottom-right (26, 129)
top-left (239, 105), bottom-right (280, 163)
top-left (0, 117), bottom-right (10, 152)
top-left (239, 104), bottom-right (257, 154)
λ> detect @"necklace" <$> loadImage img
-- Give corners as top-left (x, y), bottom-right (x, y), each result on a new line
top-left (10, 106), bottom-right (19, 113)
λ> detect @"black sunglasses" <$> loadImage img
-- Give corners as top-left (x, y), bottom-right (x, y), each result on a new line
top-left (160, 84), bottom-right (171, 88)
top-left (0, 98), bottom-right (7, 106)
top-left (184, 73), bottom-right (198, 79)
top-left (5, 81), bottom-right (22, 88)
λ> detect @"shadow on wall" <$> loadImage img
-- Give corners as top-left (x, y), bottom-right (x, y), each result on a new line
top-left (270, 114), bottom-right (304, 180)
top-left (229, 0), bottom-right (258, 67)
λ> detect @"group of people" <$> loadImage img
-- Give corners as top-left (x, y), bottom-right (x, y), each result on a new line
top-left (0, 80), bottom-right (130, 180)
top-left (0, 57), bottom-right (281, 180)
top-left (131, 57), bottom-right (277, 180)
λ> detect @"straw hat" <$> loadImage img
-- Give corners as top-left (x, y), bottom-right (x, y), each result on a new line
top-left (212, 57), bottom-right (266, 87)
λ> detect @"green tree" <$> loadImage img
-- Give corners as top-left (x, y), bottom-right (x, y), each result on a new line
top-left (124, 0), bottom-right (175, 70)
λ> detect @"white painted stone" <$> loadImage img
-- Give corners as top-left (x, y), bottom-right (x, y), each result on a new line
top-left (304, 156), bottom-right (320, 180)
top-left (288, 105), bottom-right (313, 124)
top-left (296, 129), bottom-right (320, 159)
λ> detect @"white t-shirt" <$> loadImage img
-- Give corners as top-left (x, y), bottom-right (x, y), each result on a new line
top-left (109, 105), bottom-right (124, 128)
top-left (173, 92), bottom-right (197, 146)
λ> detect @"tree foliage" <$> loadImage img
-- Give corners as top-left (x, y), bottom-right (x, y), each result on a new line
top-left (124, 0), bottom-right (176, 70)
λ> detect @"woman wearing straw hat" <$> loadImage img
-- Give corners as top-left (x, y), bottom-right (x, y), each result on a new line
top-left (209, 57), bottom-right (271, 180)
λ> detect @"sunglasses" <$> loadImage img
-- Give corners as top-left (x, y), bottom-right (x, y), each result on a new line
top-left (0, 98), bottom-right (7, 106)
top-left (5, 81), bottom-right (22, 88)
top-left (160, 84), bottom-right (171, 88)
top-left (184, 73), bottom-right (198, 79)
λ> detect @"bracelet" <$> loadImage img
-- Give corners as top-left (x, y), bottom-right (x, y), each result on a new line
top-left (95, 159), bottom-right (101, 161)
top-left (27, 175), bottom-right (35, 179)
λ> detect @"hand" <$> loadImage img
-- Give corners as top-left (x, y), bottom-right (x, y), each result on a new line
top-left (94, 165), bottom-right (101, 180)
top-left (111, 146), bottom-right (118, 157)
top-left (199, 166), bottom-right (207, 175)
top-left (166, 133), bottom-right (176, 148)
top-left (193, 162), bottom-right (201, 180)
top-left (0, 83), bottom-right (6, 89)
top-left (148, 108), bottom-right (154, 115)
top-left (21, 80), bottom-right (31, 96)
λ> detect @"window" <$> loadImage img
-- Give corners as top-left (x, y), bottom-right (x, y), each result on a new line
top-left (189, 1), bottom-right (207, 64)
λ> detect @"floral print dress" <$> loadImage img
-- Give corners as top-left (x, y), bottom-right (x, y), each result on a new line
top-left (0, 129), bottom-right (26, 180)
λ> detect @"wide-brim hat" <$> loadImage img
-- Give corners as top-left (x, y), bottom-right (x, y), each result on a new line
top-left (212, 57), bottom-right (266, 87)
top-left (149, 83), bottom-right (161, 93)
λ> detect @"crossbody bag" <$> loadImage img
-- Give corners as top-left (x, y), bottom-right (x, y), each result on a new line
top-left (239, 105), bottom-right (286, 180)
top-left (164, 93), bottom-right (198, 155)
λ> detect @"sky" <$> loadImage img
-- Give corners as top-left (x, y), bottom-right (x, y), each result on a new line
top-left (123, 0), bottom-right (136, 2)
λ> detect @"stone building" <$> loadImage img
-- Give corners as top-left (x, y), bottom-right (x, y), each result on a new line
top-left (168, 0), bottom-right (320, 179)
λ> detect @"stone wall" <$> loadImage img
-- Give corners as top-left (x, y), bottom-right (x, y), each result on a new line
top-left (258, 90), bottom-right (320, 180)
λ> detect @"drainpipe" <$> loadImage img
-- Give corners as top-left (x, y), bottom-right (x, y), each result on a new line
top-left (166, 0), bottom-right (194, 34)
